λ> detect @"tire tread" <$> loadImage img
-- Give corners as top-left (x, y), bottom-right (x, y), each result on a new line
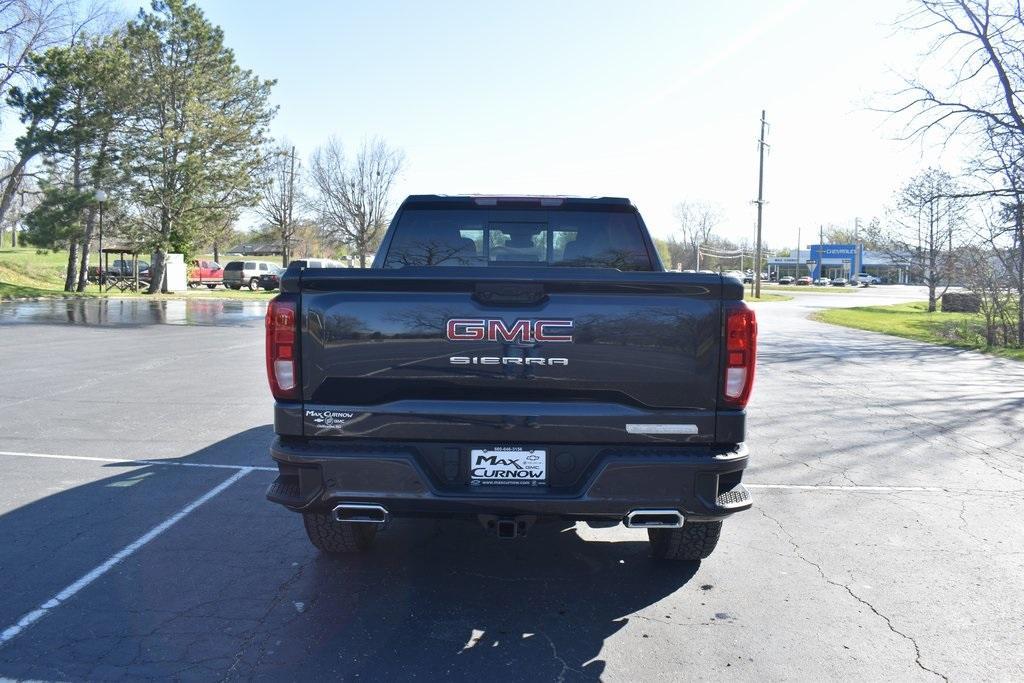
top-left (302, 511), bottom-right (377, 553)
top-left (648, 521), bottom-right (722, 560)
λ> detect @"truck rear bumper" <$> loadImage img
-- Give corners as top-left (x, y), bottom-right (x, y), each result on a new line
top-left (267, 437), bottom-right (752, 521)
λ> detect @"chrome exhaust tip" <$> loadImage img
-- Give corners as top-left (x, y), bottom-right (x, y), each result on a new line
top-left (332, 503), bottom-right (389, 524)
top-left (625, 509), bottom-right (684, 529)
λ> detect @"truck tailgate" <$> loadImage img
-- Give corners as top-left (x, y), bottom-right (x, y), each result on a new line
top-left (294, 268), bottom-right (734, 445)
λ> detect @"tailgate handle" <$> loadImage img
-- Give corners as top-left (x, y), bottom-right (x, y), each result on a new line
top-left (473, 282), bottom-right (547, 306)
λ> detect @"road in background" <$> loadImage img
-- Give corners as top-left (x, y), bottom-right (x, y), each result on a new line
top-left (0, 289), bottom-right (1021, 680)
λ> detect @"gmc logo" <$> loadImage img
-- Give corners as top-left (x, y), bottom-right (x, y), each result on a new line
top-left (446, 318), bottom-right (574, 343)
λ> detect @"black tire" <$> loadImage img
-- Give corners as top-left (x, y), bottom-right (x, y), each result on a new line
top-left (648, 521), bottom-right (722, 561)
top-left (248, 277), bottom-right (260, 291)
top-left (207, 283), bottom-right (217, 289)
top-left (302, 511), bottom-right (377, 554)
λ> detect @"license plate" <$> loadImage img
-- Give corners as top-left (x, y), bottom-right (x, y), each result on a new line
top-left (470, 449), bottom-right (546, 486)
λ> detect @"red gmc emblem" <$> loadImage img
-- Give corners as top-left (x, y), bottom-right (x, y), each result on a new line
top-left (446, 318), bottom-right (574, 343)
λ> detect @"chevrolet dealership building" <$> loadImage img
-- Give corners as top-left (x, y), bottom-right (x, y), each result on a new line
top-left (768, 244), bottom-right (912, 283)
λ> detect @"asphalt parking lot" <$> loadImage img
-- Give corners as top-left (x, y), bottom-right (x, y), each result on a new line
top-left (0, 288), bottom-right (1022, 681)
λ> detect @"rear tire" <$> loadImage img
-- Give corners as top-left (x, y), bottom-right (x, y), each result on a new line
top-left (302, 511), bottom-right (377, 554)
top-left (207, 283), bottom-right (217, 289)
top-left (248, 277), bottom-right (260, 291)
top-left (648, 521), bottom-right (722, 561)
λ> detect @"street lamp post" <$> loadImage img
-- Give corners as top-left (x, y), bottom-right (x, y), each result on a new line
top-left (95, 190), bottom-right (107, 289)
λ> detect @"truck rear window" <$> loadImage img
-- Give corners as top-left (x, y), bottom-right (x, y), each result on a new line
top-left (382, 209), bottom-right (654, 270)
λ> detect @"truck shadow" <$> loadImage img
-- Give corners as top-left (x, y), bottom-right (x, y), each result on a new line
top-left (283, 519), bottom-right (702, 680)
top-left (0, 426), bottom-right (702, 681)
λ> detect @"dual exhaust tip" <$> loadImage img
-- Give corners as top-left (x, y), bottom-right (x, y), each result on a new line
top-left (624, 509), bottom-right (684, 529)
top-left (330, 504), bottom-right (683, 530)
top-left (332, 503), bottom-right (389, 525)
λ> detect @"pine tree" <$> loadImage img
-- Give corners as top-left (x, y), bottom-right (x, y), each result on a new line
top-left (120, 0), bottom-right (275, 292)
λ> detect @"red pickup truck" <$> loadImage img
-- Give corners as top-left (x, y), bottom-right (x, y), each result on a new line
top-left (189, 260), bottom-right (224, 288)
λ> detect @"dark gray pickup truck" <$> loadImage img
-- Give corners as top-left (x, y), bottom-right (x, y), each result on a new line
top-left (265, 195), bottom-right (756, 561)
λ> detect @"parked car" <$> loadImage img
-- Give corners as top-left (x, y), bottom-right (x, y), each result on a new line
top-left (223, 260), bottom-right (279, 291)
top-left (851, 273), bottom-right (881, 285)
top-left (259, 266), bottom-right (286, 291)
top-left (743, 270), bottom-right (754, 284)
top-left (266, 194), bottom-right (756, 561)
top-left (796, 276), bottom-right (812, 286)
top-left (724, 270), bottom-right (746, 283)
top-left (778, 276), bottom-right (794, 285)
top-left (813, 277), bottom-right (831, 286)
top-left (88, 259), bottom-right (150, 282)
top-left (189, 259), bottom-right (223, 288)
top-left (291, 258), bottom-right (346, 269)
top-left (831, 277), bottom-right (848, 287)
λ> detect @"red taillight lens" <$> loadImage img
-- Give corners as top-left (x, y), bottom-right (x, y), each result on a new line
top-left (723, 304), bottom-right (757, 408)
top-left (266, 298), bottom-right (298, 400)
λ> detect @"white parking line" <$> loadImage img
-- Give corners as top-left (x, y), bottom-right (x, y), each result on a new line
top-left (0, 467), bottom-right (252, 647)
top-left (746, 483), bottom-right (948, 492)
top-left (0, 450), bottom-right (276, 472)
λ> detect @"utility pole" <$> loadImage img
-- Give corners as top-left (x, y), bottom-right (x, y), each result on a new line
top-left (286, 145), bottom-right (296, 266)
top-left (819, 224), bottom-right (824, 279)
top-left (753, 110), bottom-right (768, 299)
top-left (796, 226), bottom-right (801, 279)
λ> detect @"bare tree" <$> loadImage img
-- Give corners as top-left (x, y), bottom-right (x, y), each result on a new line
top-left (888, 1), bottom-right (1024, 336)
top-left (309, 137), bottom-right (404, 267)
top-left (0, 0), bottom-right (116, 234)
top-left (891, 1), bottom-right (1024, 150)
top-left (0, 0), bottom-right (112, 116)
top-left (255, 143), bottom-right (302, 266)
top-left (969, 126), bottom-right (1024, 344)
top-left (961, 242), bottom-right (1016, 346)
top-left (673, 200), bottom-right (722, 270)
top-left (880, 168), bottom-right (968, 311)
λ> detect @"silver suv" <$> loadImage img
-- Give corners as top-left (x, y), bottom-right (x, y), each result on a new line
top-left (850, 273), bottom-right (881, 285)
top-left (223, 260), bottom-right (279, 291)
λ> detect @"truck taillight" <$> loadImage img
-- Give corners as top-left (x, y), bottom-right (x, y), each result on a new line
top-left (266, 298), bottom-right (298, 400)
top-left (722, 304), bottom-right (757, 408)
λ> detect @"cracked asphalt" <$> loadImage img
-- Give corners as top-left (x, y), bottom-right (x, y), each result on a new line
top-left (0, 289), bottom-right (1021, 681)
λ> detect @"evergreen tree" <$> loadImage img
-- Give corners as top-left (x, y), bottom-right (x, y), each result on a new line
top-left (11, 35), bottom-right (132, 290)
top-left (120, 0), bottom-right (275, 292)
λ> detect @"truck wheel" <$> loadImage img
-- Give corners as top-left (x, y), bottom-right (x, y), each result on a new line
top-left (248, 278), bottom-right (260, 291)
top-left (648, 521), bottom-right (722, 561)
top-left (207, 283), bottom-right (217, 289)
top-left (302, 511), bottom-right (377, 553)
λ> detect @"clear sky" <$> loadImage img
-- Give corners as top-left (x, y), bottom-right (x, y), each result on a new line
top-left (134, 0), bottom-right (954, 248)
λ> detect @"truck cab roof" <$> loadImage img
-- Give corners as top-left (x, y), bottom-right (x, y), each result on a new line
top-left (400, 195), bottom-right (635, 210)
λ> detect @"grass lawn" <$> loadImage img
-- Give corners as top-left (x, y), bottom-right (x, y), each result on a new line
top-left (814, 301), bottom-right (1024, 361)
top-left (0, 247), bottom-right (276, 301)
top-left (761, 284), bottom-right (859, 294)
top-left (745, 292), bottom-right (790, 302)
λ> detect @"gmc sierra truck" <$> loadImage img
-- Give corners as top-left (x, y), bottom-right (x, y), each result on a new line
top-left (265, 195), bottom-right (756, 561)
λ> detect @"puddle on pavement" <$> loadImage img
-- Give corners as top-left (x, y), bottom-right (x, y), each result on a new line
top-left (0, 298), bottom-right (267, 327)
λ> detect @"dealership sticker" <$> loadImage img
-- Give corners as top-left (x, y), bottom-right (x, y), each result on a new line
top-left (305, 409), bottom-right (355, 430)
